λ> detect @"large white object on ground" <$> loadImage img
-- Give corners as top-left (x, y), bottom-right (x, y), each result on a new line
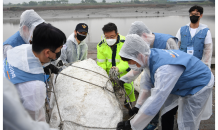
top-left (133, 72), bottom-right (142, 93)
top-left (49, 59), bottom-right (123, 130)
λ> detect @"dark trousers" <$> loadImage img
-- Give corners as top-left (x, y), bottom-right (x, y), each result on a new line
top-left (161, 106), bottom-right (178, 130)
top-left (150, 112), bottom-right (159, 125)
top-left (143, 112), bottom-right (160, 130)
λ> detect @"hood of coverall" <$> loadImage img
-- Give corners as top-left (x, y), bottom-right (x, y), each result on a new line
top-left (19, 9), bottom-right (45, 44)
top-left (119, 34), bottom-right (151, 68)
top-left (67, 32), bottom-right (86, 46)
top-left (128, 21), bottom-right (155, 46)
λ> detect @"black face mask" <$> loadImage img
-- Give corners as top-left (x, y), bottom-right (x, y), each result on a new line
top-left (49, 51), bottom-right (61, 61)
top-left (190, 15), bottom-right (200, 24)
top-left (76, 33), bottom-right (87, 41)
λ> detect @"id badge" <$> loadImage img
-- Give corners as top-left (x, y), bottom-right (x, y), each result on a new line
top-left (187, 47), bottom-right (194, 55)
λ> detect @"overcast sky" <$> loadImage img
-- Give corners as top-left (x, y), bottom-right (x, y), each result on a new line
top-left (3, 0), bottom-right (129, 4)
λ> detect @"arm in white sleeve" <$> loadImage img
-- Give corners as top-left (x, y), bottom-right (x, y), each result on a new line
top-left (4, 77), bottom-right (57, 130)
top-left (64, 41), bottom-right (79, 64)
top-left (3, 45), bottom-right (13, 59)
top-left (15, 80), bottom-right (47, 122)
top-left (60, 44), bottom-right (69, 64)
top-left (130, 65), bottom-right (185, 130)
top-left (166, 38), bottom-right (179, 50)
top-left (176, 28), bottom-right (181, 48)
top-left (81, 44), bottom-right (88, 60)
top-left (202, 30), bottom-right (213, 68)
top-left (120, 69), bottom-right (142, 83)
top-left (135, 71), bottom-right (153, 108)
top-left (202, 43), bottom-right (213, 68)
top-left (176, 28), bottom-right (181, 42)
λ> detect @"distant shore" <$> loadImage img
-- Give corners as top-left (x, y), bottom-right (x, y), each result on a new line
top-left (3, 4), bottom-right (215, 64)
top-left (3, 4), bottom-right (215, 20)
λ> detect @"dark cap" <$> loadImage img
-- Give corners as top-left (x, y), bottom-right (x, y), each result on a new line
top-left (75, 23), bottom-right (88, 33)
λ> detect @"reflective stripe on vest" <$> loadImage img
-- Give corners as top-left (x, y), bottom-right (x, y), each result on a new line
top-left (97, 59), bottom-right (106, 63)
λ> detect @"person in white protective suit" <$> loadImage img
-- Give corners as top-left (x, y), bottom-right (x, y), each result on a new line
top-left (176, 5), bottom-right (213, 68)
top-left (119, 21), bottom-right (179, 130)
top-left (120, 21), bottom-right (179, 83)
top-left (3, 77), bottom-right (58, 130)
top-left (116, 34), bottom-right (214, 130)
top-left (3, 23), bottom-right (66, 122)
top-left (3, 9), bottom-right (45, 60)
top-left (59, 23), bottom-right (89, 65)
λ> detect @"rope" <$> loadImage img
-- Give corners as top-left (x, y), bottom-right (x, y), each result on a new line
top-left (50, 67), bottom-right (119, 129)
top-left (70, 65), bottom-right (109, 79)
top-left (49, 65), bottom-right (136, 129)
top-left (49, 69), bottom-right (63, 124)
top-left (59, 73), bottom-right (115, 94)
top-left (63, 65), bottom-right (133, 110)
top-left (109, 68), bottom-right (134, 109)
top-left (45, 74), bottom-right (51, 123)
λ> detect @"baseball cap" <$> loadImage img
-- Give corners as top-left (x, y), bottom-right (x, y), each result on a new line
top-left (75, 23), bottom-right (88, 33)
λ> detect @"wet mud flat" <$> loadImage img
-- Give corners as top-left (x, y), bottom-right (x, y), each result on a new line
top-left (3, 4), bottom-right (174, 12)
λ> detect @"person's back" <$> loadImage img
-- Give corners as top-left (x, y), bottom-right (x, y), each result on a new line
top-left (149, 48), bottom-right (211, 96)
top-left (128, 21), bottom-right (179, 50)
top-left (117, 34), bottom-right (214, 130)
top-left (3, 23), bottom-right (66, 121)
top-left (176, 5), bottom-right (213, 68)
top-left (3, 9), bottom-right (44, 60)
top-left (120, 21), bottom-right (179, 130)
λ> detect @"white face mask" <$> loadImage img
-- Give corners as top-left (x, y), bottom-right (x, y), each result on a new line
top-left (106, 39), bottom-right (116, 46)
top-left (129, 64), bottom-right (142, 72)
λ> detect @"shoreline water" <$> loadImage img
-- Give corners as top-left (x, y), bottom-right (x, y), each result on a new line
top-left (3, 5), bottom-right (215, 20)
top-left (3, 5), bottom-right (215, 64)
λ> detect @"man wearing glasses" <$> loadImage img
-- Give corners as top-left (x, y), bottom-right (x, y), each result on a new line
top-left (60, 23), bottom-right (89, 65)
top-left (176, 5), bottom-right (213, 68)
top-left (97, 22), bottom-right (135, 115)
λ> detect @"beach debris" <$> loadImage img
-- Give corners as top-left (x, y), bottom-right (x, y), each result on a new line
top-left (49, 59), bottom-right (123, 130)
top-left (133, 71), bottom-right (143, 93)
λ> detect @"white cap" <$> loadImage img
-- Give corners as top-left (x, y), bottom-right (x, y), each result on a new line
top-left (119, 34), bottom-right (150, 68)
